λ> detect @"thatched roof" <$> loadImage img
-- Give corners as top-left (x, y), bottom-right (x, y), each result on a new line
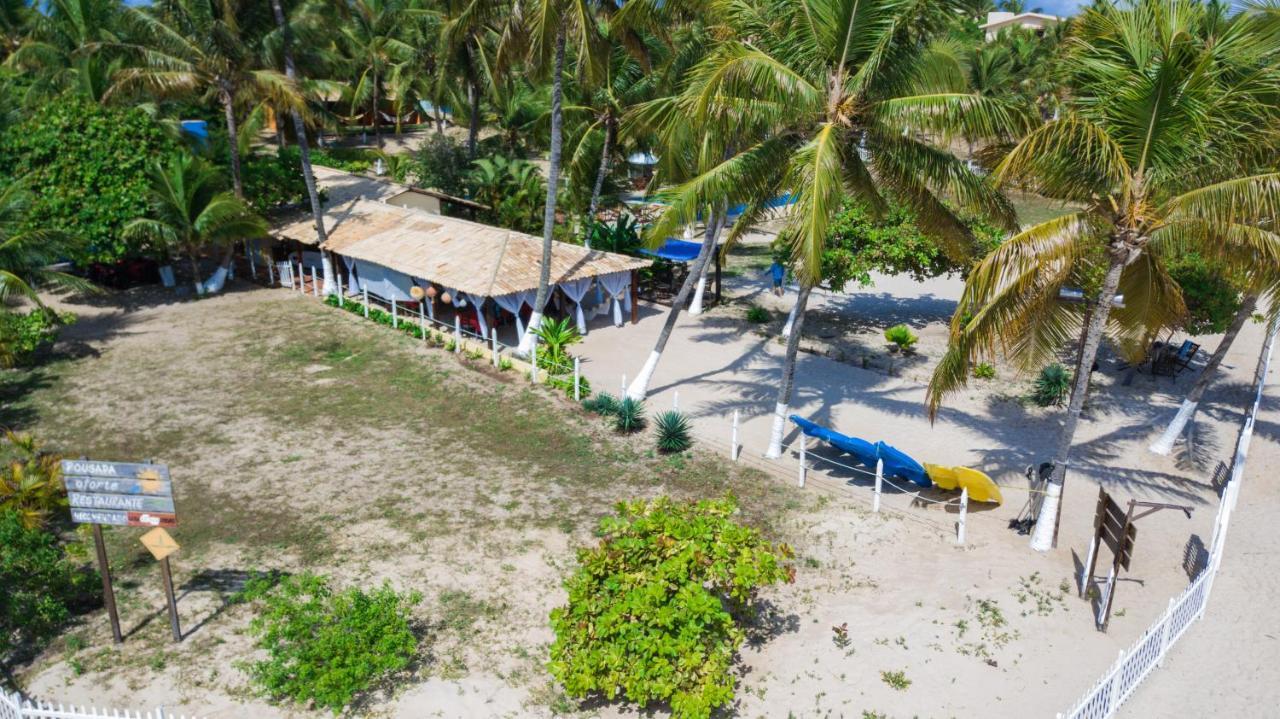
top-left (275, 198), bottom-right (649, 298)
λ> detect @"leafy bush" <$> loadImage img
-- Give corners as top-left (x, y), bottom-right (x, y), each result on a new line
top-left (973, 362), bottom-right (996, 380)
top-left (0, 432), bottom-right (67, 529)
top-left (241, 149), bottom-right (310, 213)
top-left (469, 156), bottom-right (546, 233)
top-left (1032, 363), bottom-right (1072, 407)
top-left (1165, 251), bottom-right (1244, 335)
top-left (0, 99), bottom-right (180, 264)
top-left (613, 397), bottom-right (646, 433)
top-left (410, 134), bottom-right (471, 198)
top-left (654, 410), bottom-right (693, 453)
top-left (235, 573), bottom-right (420, 714)
top-left (883, 324), bottom-right (918, 352)
top-left (0, 308), bottom-right (71, 368)
top-left (746, 305), bottom-right (770, 323)
top-left (587, 216), bottom-right (642, 254)
top-left (549, 497), bottom-right (793, 719)
top-left (1, 510), bottom-right (99, 662)
top-left (583, 391), bottom-right (619, 416)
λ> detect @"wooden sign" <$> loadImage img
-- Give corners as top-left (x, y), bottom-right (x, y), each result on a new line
top-left (64, 476), bottom-right (171, 496)
top-left (61, 460), bottom-right (170, 481)
top-left (140, 527), bottom-right (180, 561)
top-left (69, 509), bottom-right (177, 527)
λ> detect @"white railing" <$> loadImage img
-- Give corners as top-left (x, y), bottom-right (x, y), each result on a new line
top-left (0, 693), bottom-right (194, 719)
top-left (1058, 313), bottom-right (1279, 719)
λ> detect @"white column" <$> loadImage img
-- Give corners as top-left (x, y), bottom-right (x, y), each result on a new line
top-left (957, 488), bottom-right (968, 545)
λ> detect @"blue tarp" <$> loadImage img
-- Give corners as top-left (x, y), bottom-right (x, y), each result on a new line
top-left (639, 239), bottom-right (703, 263)
top-left (727, 193), bottom-right (797, 217)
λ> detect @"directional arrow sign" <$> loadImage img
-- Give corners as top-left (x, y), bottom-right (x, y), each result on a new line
top-left (140, 527), bottom-right (180, 561)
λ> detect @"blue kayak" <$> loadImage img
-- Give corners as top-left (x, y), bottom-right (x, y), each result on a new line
top-left (790, 416), bottom-right (879, 469)
top-left (876, 441), bottom-right (932, 488)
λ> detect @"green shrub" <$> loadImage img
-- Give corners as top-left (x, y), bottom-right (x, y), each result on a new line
top-left (973, 362), bottom-right (996, 380)
top-left (548, 497), bottom-right (793, 719)
top-left (745, 305), bottom-right (770, 324)
top-left (583, 391), bottom-right (619, 416)
top-left (1, 510), bottom-right (99, 662)
top-left (235, 573), bottom-right (420, 714)
top-left (0, 432), bottom-right (67, 529)
top-left (0, 308), bottom-right (69, 368)
top-left (409, 134), bottom-right (471, 198)
top-left (654, 410), bottom-right (693, 453)
top-left (613, 397), bottom-right (646, 433)
top-left (498, 356), bottom-right (513, 371)
top-left (883, 324), bottom-right (918, 352)
top-left (1032, 363), bottom-right (1072, 407)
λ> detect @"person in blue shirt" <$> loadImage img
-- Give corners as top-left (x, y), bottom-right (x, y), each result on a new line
top-left (767, 261), bottom-right (786, 296)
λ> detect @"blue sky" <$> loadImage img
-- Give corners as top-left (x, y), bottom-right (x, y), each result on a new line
top-left (1034, 0), bottom-right (1091, 15)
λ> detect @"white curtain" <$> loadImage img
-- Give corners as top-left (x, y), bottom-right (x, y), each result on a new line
top-left (558, 278), bottom-right (594, 335)
top-left (493, 292), bottom-right (526, 339)
top-left (463, 292), bottom-right (489, 337)
top-left (355, 261), bottom-right (414, 301)
top-left (598, 272), bottom-right (631, 327)
top-left (341, 256), bottom-right (358, 294)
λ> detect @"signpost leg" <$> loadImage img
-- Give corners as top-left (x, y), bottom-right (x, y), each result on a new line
top-left (159, 556), bottom-right (182, 643)
top-left (92, 525), bottom-right (123, 644)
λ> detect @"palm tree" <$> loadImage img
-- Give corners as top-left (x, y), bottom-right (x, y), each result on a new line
top-left (268, 0), bottom-right (332, 293)
top-left (0, 180), bottom-right (93, 305)
top-left (8, 0), bottom-right (124, 103)
top-left (625, 0), bottom-right (1020, 435)
top-left (340, 0), bottom-right (414, 150)
top-left (115, 0), bottom-right (302, 199)
top-left (926, 0), bottom-right (1280, 552)
top-left (511, 0), bottom-right (608, 356)
top-left (124, 152), bottom-right (267, 295)
top-left (436, 0), bottom-right (508, 158)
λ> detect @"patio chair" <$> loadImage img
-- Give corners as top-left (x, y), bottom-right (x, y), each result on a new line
top-left (1172, 340), bottom-right (1200, 374)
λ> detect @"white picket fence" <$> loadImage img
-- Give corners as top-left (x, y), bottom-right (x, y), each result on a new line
top-left (1058, 314), bottom-right (1278, 719)
top-left (0, 693), bottom-right (194, 719)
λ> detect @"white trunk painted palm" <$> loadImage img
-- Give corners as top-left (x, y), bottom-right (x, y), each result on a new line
top-left (201, 264), bottom-right (229, 294)
top-left (321, 252), bottom-right (337, 296)
top-left (517, 311), bottom-right (544, 356)
top-left (625, 213), bottom-right (724, 401)
top-left (765, 284), bottom-right (813, 458)
top-left (1028, 481), bottom-right (1062, 550)
top-left (781, 297), bottom-right (798, 337)
top-left (1150, 295), bottom-right (1257, 455)
top-left (688, 257), bottom-right (711, 316)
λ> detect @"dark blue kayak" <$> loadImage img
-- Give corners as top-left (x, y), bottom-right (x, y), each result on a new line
top-left (876, 441), bottom-right (932, 488)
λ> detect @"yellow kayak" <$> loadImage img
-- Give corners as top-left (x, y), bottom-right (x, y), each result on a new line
top-left (954, 466), bottom-right (1003, 505)
top-left (924, 463), bottom-right (960, 490)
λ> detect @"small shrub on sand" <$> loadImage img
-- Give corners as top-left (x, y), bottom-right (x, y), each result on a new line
top-left (745, 305), bottom-right (770, 324)
top-left (1032, 364), bottom-right (1071, 407)
top-left (654, 410), bottom-right (693, 453)
top-left (613, 398), bottom-right (646, 433)
top-left (883, 324), bottom-right (917, 352)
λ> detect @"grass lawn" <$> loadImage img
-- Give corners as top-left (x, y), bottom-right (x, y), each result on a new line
top-left (6, 287), bottom-right (800, 714)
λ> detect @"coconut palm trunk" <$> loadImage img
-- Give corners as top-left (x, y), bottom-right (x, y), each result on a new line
top-left (465, 53), bottom-right (481, 157)
top-left (220, 90), bottom-right (245, 199)
top-left (625, 211), bottom-right (724, 400)
top-left (516, 23), bottom-right (566, 357)
top-left (586, 116), bottom-right (614, 228)
top-left (764, 283), bottom-right (814, 458)
top-left (688, 245), bottom-right (713, 316)
top-left (1029, 247), bottom-right (1129, 552)
top-left (1149, 293), bottom-right (1259, 455)
top-left (371, 73), bottom-right (382, 148)
top-left (270, 0), bottom-right (331, 293)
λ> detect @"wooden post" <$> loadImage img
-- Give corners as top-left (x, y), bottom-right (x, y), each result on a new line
top-left (629, 269), bottom-right (639, 324)
top-left (797, 437), bottom-right (807, 487)
top-left (730, 409), bottom-right (739, 461)
top-left (391, 298), bottom-right (398, 328)
top-left (362, 286), bottom-right (369, 318)
top-left (957, 487), bottom-right (968, 545)
top-left (160, 556), bottom-right (181, 642)
top-left (1082, 487), bottom-right (1108, 597)
top-left (92, 524), bottom-right (123, 644)
top-left (573, 357), bottom-right (581, 400)
top-left (873, 459), bottom-right (883, 513)
top-left (454, 315), bottom-right (462, 353)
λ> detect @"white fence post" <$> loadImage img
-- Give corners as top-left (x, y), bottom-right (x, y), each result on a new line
top-left (673, 391), bottom-right (679, 411)
top-left (621, 374), bottom-right (626, 396)
top-left (1107, 649), bottom-right (1125, 712)
top-left (531, 338), bottom-right (539, 382)
top-left (730, 409), bottom-right (740, 462)
top-left (311, 267), bottom-right (318, 297)
top-left (391, 298), bottom-right (398, 328)
top-left (268, 258), bottom-right (275, 286)
top-left (336, 271), bottom-right (343, 300)
top-left (419, 302), bottom-right (427, 342)
top-left (573, 357), bottom-right (581, 401)
top-left (296, 262), bottom-right (304, 292)
top-left (362, 287), bottom-right (369, 318)
top-left (492, 328), bottom-right (500, 368)
top-left (1156, 597), bottom-right (1175, 667)
top-left (454, 315), bottom-right (462, 353)
top-left (873, 459), bottom-right (883, 513)
top-left (797, 437), bottom-right (806, 487)
top-left (957, 487), bottom-right (968, 545)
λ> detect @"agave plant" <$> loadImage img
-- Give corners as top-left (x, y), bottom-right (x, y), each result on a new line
top-left (654, 410), bottom-right (692, 453)
top-left (613, 397), bottom-right (646, 434)
top-left (583, 391), bottom-right (619, 415)
top-left (1031, 363), bottom-right (1071, 408)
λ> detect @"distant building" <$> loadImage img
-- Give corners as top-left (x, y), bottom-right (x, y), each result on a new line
top-left (980, 11), bottom-right (1061, 41)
